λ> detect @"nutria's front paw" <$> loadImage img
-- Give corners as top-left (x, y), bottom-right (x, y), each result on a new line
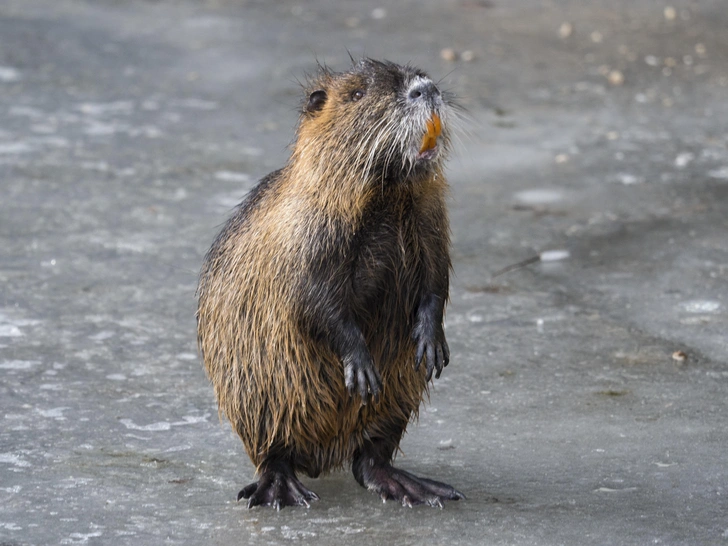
top-left (343, 349), bottom-right (382, 403)
top-left (413, 322), bottom-right (450, 381)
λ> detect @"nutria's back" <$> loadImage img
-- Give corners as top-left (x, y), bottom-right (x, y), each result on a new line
top-left (198, 59), bottom-right (463, 507)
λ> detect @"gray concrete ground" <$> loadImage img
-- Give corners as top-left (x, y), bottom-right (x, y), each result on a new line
top-left (1, 0), bottom-right (727, 544)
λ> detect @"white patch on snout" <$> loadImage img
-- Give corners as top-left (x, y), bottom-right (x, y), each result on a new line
top-left (405, 76), bottom-right (443, 133)
top-left (406, 76), bottom-right (437, 102)
top-left (408, 75), bottom-right (432, 90)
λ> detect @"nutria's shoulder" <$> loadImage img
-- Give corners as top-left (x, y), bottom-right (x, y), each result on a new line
top-left (199, 168), bottom-right (283, 268)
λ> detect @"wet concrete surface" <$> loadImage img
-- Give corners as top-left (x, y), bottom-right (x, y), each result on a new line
top-left (1, 0), bottom-right (727, 544)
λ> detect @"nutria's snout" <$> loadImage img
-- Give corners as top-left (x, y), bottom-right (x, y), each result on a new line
top-left (405, 77), bottom-right (445, 162)
top-left (407, 78), bottom-right (441, 106)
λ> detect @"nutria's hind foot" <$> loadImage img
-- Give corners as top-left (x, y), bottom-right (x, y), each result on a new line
top-left (363, 465), bottom-right (464, 508)
top-left (353, 444), bottom-right (464, 508)
top-left (237, 461), bottom-right (319, 510)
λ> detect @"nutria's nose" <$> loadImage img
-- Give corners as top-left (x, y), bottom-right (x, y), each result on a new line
top-left (407, 79), bottom-right (440, 104)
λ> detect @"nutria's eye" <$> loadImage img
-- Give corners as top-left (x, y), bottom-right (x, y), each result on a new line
top-left (306, 90), bottom-right (327, 113)
top-left (351, 89), bottom-right (365, 102)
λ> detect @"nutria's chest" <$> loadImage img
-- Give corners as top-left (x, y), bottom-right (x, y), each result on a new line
top-left (349, 198), bottom-right (427, 327)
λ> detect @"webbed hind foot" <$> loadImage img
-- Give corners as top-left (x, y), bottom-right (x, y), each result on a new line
top-left (237, 460), bottom-right (319, 510)
top-left (360, 463), bottom-right (464, 507)
top-left (353, 443), bottom-right (464, 507)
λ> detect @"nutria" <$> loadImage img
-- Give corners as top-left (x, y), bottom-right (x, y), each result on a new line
top-left (197, 58), bottom-right (463, 509)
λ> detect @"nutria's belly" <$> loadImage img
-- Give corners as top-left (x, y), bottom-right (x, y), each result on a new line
top-left (289, 289), bottom-right (426, 475)
top-left (287, 339), bottom-right (425, 477)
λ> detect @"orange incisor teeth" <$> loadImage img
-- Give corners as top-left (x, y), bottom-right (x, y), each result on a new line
top-left (419, 113), bottom-right (442, 154)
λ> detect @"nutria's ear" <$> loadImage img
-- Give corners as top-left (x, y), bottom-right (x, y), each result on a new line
top-left (306, 90), bottom-right (327, 114)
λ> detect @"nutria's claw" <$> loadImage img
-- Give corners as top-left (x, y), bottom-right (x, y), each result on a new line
top-left (344, 351), bottom-right (382, 403)
top-left (412, 295), bottom-right (449, 380)
top-left (414, 337), bottom-right (450, 381)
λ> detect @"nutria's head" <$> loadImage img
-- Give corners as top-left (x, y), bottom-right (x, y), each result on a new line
top-left (293, 58), bottom-right (454, 185)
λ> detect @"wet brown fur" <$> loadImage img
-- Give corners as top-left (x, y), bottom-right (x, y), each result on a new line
top-left (197, 59), bottom-right (452, 479)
